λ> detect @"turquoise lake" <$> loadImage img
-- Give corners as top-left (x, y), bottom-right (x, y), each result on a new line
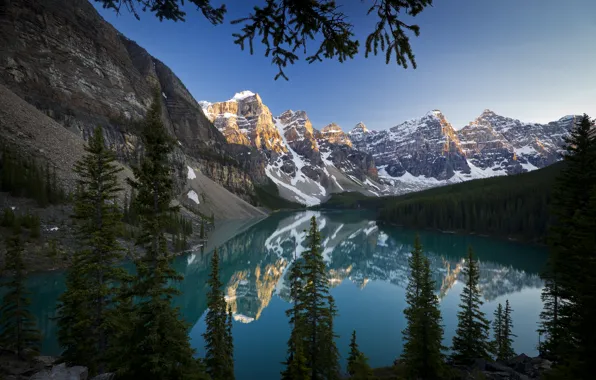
top-left (24, 211), bottom-right (547, 379)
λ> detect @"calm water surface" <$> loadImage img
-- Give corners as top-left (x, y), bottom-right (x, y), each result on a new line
top-left (25, 211), bottom-right (547, 379)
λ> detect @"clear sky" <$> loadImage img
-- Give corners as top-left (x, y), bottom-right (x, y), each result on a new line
top-left (92, 0), bottom-right (596, 131)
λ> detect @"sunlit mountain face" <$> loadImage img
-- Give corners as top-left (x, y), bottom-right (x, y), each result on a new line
top-left (23, 211), bottom-right (546, 361)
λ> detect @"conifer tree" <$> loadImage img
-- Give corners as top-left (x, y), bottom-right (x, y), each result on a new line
top-left (347, 330), bottom-right (361, 376)
top-left (114, 90), bottom-right (205, 379)
top-left (347, 330), bottom-right (375, 379)
top-left (451, 246), bottom-right (491, 363)
top-left (225, 305), bottom-right (235, 379)
top-left (0, 234), bottom-right (41, 359)
top-left (491, 303), bottom-right (504, 360)
top-left (539, 114), bottom-right (596, 368)
top-left (301, 216), bottom-right (340, 379)
top-left (203, 248), bottom-right (234, 380)
top-left (499, 300), bottom-right (516, 361)
top-left (281, 250), bottom-right (309, 379)
top-left (56, 126), bottom-right (126, 375)
top-left (401, 236), bottom-right (445, 379)
top-left (200, 219), bottom-right (205, 239)
top-left (346, 330), bottom-right (375, 379)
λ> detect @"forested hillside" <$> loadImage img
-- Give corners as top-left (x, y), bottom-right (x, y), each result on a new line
top-left (376, 162), bottom-right (564, 242)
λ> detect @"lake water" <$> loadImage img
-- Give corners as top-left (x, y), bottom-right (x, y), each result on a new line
top-left (25, 210), bottom-right (547, 379)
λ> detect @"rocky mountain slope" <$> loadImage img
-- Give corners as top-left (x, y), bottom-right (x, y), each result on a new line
top-left (201, 93), bottom-right (383, 205)
top-left (0, 0), bottom-right (266, 218)
top-left (348, 110), bottom-right (576, 194)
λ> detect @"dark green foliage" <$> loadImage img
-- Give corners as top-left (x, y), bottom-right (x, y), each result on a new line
top-left (0, 142), bottom-right (67, 207)
top-left (539, 115), bottom-right (596, 378)
top-left (281, 248), bottom-right (308, 380)
top-left (401, 236), bottom-right (445, 379)
top-left (56, 126), bottom-right (127, 375)
top-left (350, 354), bottom-right (376, 380)
top-left (379, 163), bottom-right (564, 242)
top-left (95, 0), bottom-right (432, 80)
top-left (0, 234), bottom-right (41, 359)
top-left (1, 208), bottom-right (16, 228)
top-left (200, 219), bottom-right (205, 239)
top-left (347, 330), bottom-right (375, 379)
top-left (203, 248), bottom-right (235, 380)
top-left (282, 216), bottom-right (340, 379)
top-left (317, 191), bottom-right (387, 211)
top-left (114, 91), bottom-right (205, 379)
top-left (492, 301), bottom-right (516, 362)
top-left (1, 209), bottom-right (40, 238)
top-left (451, 247), bottom-right (492, 364)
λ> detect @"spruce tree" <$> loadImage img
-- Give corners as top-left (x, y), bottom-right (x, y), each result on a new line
top-left (539, 114), bottom-right (596, 369)
top-left (115, 90), bottom-right (205, 379)
top-left (347, 330), bottom-right (361, 376)
top-left (0, 234), bottom-right (41, 359)
top-left (301, 216), bottom-right (340, 379)
top-left (281, 251), bottom-right (309, 379)
top-left (401, 236), bottom-right (445, 379)
top-left (203, 248), bottom-right (234, 380)
top-left (349, 355), bottom-right (375, 380)
top-left (200, 219), bottom-right (205, 239)
top-left (56, 126), bottom-right (126, 375)
top-left (225, 305), bottom-right (235, 380)
top-left (347, 330), bottom-right (374, 379)
top-left (451, 246), bottom-right (491, 363)
top-left (491, 303), bottom-right (504, 360)
top-left (500, 300), bottom-right (516, 361)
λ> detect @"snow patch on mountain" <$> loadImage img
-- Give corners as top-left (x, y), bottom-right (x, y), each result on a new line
top-left (187, 190), bottom-right (200, 204)
top-left (187, 166), bottom-right (196, 180)
top-left (230, 90), bottom-right (256, 101)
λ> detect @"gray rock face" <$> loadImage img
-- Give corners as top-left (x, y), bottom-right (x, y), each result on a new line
top-left (349, 111), bottom-right (470, 180)
top-left (0, 0), bottom-right (264, 205)
top-left (458, 110), bottom-right (577, 173)
top-left (29, 363), bottom-right (88, 380)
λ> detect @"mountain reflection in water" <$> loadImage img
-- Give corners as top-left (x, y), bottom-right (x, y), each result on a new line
top-left (25, 210), bottom-right (547, 377)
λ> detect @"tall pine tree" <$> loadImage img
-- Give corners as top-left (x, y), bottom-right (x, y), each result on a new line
top-left (451, 246), bottom-right (491, 363)
top-left (281, 249), bottom-right (309, 380)
top-left (539, 114), bottom-right (596, 372)
top-left (346, 331), bottom-right (374, 380)
top-left (203, 248), bottom-right (235, 380)
top-left (114, 90), bottom-right (206, 380)
top-left (56, 126), bottom-right (126, 375)
top-left (401, 236), bottom-right (445, 379)
top-left (491, 303), bottom-right (504, 360)
top-left (0, 234), bottom-right (41, 359)
top-left (282, 217), bottom-right (340, 379)
top-left (302, 216), bottom-right (340, 379)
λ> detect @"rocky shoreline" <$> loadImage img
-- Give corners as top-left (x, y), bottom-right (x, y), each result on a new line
top-left (1, 347), bottom-right (551, 380)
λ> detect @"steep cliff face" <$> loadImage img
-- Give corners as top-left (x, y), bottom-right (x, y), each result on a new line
top-left (349, 111), bottom-right (470, 186)
top-left (201, 91), bottom-right (287, 154)
top-left (200, 93), bottom-right (383, 205)
top-left (0, 0), bottom-right (265, 207)
top-left (458, 110), bottom-right (575, 170)
top-left (319, 123), bottom-right (353, 147)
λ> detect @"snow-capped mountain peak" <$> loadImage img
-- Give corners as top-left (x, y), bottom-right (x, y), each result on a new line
top-left (230, 90), bottom-right (257, 101)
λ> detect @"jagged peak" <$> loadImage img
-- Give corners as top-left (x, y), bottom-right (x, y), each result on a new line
top-left (428, 109), bottom-right (444, 117)
top-left (230, 90), bottom-right (257, 101)
top-left (481, 109), bottom-right (497, 117)
top-left (351, 122), bottom-right (368, 133)
top-left (322, 123), bottom-right (343, 133)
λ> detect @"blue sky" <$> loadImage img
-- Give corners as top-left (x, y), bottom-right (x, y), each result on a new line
top-left (92, 0), bottom-right (596, 131)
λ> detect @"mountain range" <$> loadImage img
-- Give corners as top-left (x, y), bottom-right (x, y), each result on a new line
top-left (0, 0), bottom-right (578, 210)
top-left (201, 91), bottom-right (576, 204)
